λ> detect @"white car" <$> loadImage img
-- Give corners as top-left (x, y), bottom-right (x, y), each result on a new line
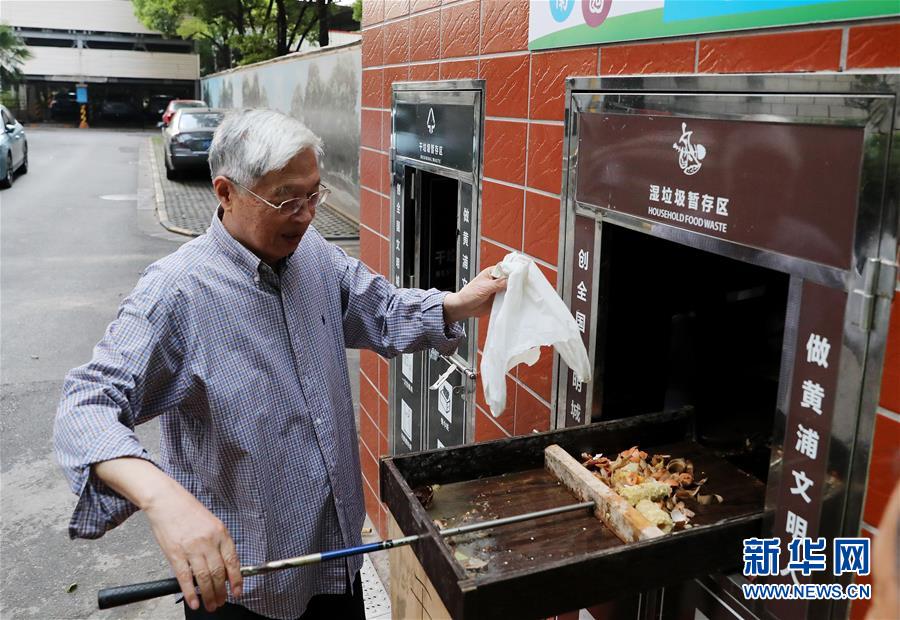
top-left (0, 105), bottom-right (28, 189)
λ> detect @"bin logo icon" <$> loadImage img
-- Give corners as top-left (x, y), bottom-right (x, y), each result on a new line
top-left (426, 107), bottom-right (436, 134)
top-left (401, 353), bottom-right (414, 382)
top-left (673, 122), bottom-right (706, 176)
top-left (582, 0), bottom-right (612, 27)
top-left (550, 0), bottom-right (575, 22)
top-left (438, 382), bottom-right (453, 422)
top-left (401, 399), bottom-right (413, 440)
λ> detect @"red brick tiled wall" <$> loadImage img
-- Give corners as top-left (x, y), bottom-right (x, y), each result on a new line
top-left (356, 7), bottom-right (900, 597)
top-left (852, 296), bottom-right (900, 620)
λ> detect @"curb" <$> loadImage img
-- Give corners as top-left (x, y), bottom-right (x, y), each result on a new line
top-left (147, 137), bottom-right (201, 238)
top-left (325, 199), bottom-right (361, 228)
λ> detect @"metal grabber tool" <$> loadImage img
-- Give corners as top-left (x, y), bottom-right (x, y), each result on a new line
top-left (97, 500), bottom-right (595, 609)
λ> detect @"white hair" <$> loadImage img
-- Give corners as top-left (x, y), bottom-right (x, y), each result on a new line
top-left (208, 108), bottom-right (324, 187)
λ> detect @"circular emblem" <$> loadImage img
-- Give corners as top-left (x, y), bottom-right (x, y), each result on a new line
top-left (550, 0), bottom-right (576, 23)
top-left (582, 0), bottom-right (612, 28)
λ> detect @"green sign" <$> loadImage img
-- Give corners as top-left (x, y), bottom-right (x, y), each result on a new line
top-left (529, 0), bottom-right (900, 51)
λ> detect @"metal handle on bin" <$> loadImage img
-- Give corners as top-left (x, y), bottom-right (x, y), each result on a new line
top-left (428, 353), bottom-right (476, 391)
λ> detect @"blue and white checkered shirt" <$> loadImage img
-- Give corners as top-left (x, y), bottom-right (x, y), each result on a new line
top-left (53, 209), bottom-right (462, 619)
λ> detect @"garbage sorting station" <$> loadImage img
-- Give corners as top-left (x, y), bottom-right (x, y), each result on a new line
top-left (356, 2), bottom-right (900, 618)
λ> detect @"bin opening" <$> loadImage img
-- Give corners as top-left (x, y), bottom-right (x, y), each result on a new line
top-left (404, 167), bottom-right (458, 291)
top-left (592, 224), bottom-right (790, 482)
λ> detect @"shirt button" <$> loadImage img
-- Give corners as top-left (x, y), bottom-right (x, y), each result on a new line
top-left (315, 418), bottom-right (322, 425)
top-left (253, 275), bottom-right (260, 283)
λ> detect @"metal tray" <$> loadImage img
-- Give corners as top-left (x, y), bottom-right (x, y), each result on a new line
top-left (380, 408), bottom-right (767, 619)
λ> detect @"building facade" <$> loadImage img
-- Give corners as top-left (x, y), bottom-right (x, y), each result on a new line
top-left (3, 0), bottom-right (199, 124)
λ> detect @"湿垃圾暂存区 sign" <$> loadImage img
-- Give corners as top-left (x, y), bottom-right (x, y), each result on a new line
top-left (529, 0), bottom-right (900, 51)
top-left (575, 112), bottom-right (865, 270)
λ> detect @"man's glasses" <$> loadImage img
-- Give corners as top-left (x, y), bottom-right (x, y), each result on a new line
top-left (229, 178), bottom-right (331, 216)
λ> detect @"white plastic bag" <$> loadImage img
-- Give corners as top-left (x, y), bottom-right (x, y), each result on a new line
top-left (480, 252), bottom-right (592, 416)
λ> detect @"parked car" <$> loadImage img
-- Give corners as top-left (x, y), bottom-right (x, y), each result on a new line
top-left (144, 94), bottom-right (175, 123)
top-left (162, 108), bottom-right (224, 179)
top-left (48, 90), bottom-right (80, 121)
top-left (161, 99), bottom-right (206, 127)
top-left (0, 105), bottom-right (28, 189)
top-left (100, 97), bottom-right (140, 122)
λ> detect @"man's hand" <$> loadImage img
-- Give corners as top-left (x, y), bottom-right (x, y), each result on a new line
top-left (93, 458), bottom-right (242, 612)
top-left (443, 266), bottom-right (507, 324)
top-left (143, 483), bottom-right (242, 612)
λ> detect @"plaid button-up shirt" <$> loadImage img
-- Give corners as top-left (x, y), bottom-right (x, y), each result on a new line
top-left (53, 209), bottom-right (462, 619)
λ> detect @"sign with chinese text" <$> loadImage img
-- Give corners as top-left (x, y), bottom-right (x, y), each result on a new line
top-left (576, 113), bottom-right (864, 271)
top-left (395, 102), bottom-right (475, 173)
top-left (455, 183), bottom-right (476, 363)
top-left (529, 1), bottom-right (900, 51)
top-left (767, 281), bottom-right (846, 619)
top-left (391, 163), bottom-right (424, 455)
top-left (564, 214), bottom-right (596, 427)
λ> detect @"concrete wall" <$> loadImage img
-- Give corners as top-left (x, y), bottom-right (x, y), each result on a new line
top-left (22, 46), bottom-right (200, 81)
top-left (201, 43), bottom-right (362, 221)
top-left (3, 0), bottom-right (158, 34)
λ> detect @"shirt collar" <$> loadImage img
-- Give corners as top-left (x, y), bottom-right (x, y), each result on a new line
top-left (209, 205), bottom-right (264, 278)
top-left (208, 206), bottom-right (297, 285)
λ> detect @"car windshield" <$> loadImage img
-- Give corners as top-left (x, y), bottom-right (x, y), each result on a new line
top-left (178, 112), bottom-right (223, 130)
top-left (173, 101), bottom-right (205, 110)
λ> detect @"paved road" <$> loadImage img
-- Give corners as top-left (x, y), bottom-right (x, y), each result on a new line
top-left (1, 128), bottom-right (189, 619)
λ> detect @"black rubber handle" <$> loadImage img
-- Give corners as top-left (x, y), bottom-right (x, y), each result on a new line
top-left (98, 577), bottom-right (181, 609)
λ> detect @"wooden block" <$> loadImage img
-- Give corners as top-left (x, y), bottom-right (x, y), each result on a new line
top-left (544, 444), bottom-right (665, 544)
top-left (387, 512), bottom-right (452, 620)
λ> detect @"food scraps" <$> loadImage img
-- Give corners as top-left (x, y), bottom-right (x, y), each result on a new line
top-left (413, 485), bottom-right (434, 509)
top-left (581, 447), bottom-right (722, 532)
top-left (454, 550), bottom-right (489, 572)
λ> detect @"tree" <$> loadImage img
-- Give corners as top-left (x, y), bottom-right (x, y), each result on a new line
top-left (0, 25), bottom-right (31, 87)
top-left (131, 0), bottom-right (346, 74)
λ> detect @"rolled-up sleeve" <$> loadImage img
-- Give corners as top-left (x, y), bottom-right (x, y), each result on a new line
top-left (53, 277), bottom-right (185, 539)
top-left (332, 243), bottom-right (463, 357)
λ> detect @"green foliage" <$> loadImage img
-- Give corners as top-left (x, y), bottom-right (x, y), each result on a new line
top-left (1, 89), bottom-right (19, 109)
top-left (132, 0), bottom-right (183, 36)
top-left (0, 24), bottom-right (31, 87)
top-left (352, 0), bottom-right (362, 23)
top-left (176, 15), bottom-right (209, 40)
top-left (232, 31), bottom-right (277, 66)
top-left (130, 0), bottom-right (358, 74)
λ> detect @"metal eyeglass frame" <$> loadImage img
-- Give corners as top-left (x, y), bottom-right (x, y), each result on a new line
top-left (228, 177), bottom-right (331, 215)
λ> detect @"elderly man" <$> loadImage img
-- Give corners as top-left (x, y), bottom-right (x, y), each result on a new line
top-left (54, 108), bottom-right (505, 620)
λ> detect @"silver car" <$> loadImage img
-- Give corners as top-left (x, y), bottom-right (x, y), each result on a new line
top-left (1, 105), bottom-right (28, 189)
top-left (162, 108), bottom-right (224, 179)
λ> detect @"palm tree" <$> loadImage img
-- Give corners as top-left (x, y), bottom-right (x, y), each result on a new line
top-left (0, 25), bottom-right (31, 88)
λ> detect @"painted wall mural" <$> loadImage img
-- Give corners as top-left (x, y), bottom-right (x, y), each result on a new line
top-left (202, 43), bottom-right (361, 219)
